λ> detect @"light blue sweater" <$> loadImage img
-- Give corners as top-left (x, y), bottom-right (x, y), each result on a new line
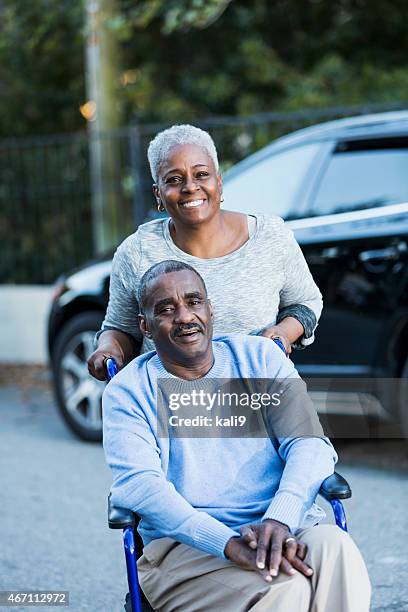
top-left (103, 335), bottom-right (337, 559)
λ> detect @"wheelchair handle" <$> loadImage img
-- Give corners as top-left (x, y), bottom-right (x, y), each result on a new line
top-left (105, 357), bottom-right (118, 381)
top-left (272, 337), bottom-right (286, 354)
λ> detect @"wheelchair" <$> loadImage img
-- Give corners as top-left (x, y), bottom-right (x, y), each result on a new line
top-left (105, 359), bottom-right (352, 612)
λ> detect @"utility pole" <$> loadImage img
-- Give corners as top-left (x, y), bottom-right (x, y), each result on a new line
top-left (85, 0), bottom-right (125, 254)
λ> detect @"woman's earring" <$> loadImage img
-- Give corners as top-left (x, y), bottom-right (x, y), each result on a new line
top-left (157, 200), bottom-right (165, 212)
top-left (220, 196), bottom-right (224, 203)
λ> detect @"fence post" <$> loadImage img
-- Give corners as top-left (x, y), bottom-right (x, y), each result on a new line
top-left (85, 0), bottom-right (123, 254)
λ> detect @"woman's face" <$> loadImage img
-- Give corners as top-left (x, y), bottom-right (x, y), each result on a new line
top-left (154, 144), bottom-right (222, 226)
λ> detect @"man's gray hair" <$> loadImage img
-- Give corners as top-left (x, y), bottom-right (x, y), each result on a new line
top-left (139, 260), bottom-right (207, 313)
top-left (147, 124), bottom-right (219, 182)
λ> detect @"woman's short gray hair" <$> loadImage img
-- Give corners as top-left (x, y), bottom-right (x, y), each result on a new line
top-left (147, 124), bottom-right (219, 182)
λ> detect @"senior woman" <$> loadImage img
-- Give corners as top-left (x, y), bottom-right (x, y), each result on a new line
top-left (88, 124), bottom-right (322, 380)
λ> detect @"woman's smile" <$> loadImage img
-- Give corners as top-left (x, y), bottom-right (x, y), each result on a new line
top-left (178, 198), bottom-right (206, 209)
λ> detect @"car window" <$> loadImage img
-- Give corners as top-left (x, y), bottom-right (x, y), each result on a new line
top-left (223, 143), bottom-right (320, 219)
top-left (311, 138), bottom-right (408, 216)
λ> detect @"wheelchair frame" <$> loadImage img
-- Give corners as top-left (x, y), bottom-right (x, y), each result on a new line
top-left (105, 358), bottom-right (352, 612)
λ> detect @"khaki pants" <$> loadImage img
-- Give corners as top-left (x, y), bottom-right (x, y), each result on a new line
top-left (137, 524), bottom-right (371, 612)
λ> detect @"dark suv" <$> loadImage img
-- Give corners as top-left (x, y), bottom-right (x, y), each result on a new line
top-left (48, 111), bottom-right (408, 440)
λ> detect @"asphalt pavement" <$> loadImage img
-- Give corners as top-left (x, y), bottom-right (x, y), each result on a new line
top-left (0, 370), bottom-right (407, 612)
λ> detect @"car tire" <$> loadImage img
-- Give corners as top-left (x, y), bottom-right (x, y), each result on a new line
top-left (51, 311), bottom-right (106, 442)
top-left (399, 356), bottom-right (408, 440)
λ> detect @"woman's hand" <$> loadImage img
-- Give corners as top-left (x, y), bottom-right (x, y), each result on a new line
top-left (87, 330), bottom-right (135, 380)
top-left (260, 317), bottom-right (306, 354)
top-left (260, 325), bottom-right (292, 355)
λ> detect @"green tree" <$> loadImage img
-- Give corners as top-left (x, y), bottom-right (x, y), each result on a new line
top-left (2, 0), bottom-right (408, 282)
top-left (0, 0), bottom-right (407, 137)
top-left (117, 0), bottom-right (408, 124)
top-left (0, 1), bottom-right (85, 136)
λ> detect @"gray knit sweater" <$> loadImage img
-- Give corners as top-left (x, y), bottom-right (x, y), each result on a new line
top-left (101, 214), bottom-right (323, 353)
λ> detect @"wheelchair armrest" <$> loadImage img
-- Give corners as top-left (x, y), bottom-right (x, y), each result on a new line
top-left (318, 472), bottom-right (352, 501)
top-left (108, 494), bottom-right (136, 529)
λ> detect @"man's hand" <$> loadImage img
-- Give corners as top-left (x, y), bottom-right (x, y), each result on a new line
top-left (280, 535), bottom-right (313, 578)
top-left (240, 519), bottom-right (289, 576)
top-left (224, 537), bottom-right (273, 582)
top-left (240, 519), bottom-right (313, 578)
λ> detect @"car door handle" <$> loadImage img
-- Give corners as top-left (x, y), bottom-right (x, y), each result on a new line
top-left (321, 247), bottom-right (340, 259)
top-left (358, 247), bottom-right (400, 262)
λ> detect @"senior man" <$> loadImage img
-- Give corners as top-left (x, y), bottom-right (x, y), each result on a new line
top-left (103, 260), bottom-right (371, 612)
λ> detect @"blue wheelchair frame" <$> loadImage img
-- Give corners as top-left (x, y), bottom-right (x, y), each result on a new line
top-left (105, 357), bottom-right (352, 612)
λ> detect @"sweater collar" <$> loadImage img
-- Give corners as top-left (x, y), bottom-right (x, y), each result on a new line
top-left (162, 215), bottom-right (264, 264)
top-left (151, 340), bottom-right (228, 382)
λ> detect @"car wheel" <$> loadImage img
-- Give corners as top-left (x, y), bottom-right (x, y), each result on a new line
top-left (51, 311), bottom-right (105, 441)
top-left (399, 356), bottom-right (408, 440)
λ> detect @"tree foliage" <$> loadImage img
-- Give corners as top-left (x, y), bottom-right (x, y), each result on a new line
top-left (0, 0), bottom-right (85, 136)
top-left (0, 0), bottom-right (407, 137)
top-left (119, 0), bottom-right (233, 33)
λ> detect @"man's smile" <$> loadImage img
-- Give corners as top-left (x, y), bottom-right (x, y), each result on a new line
top-left (176, 332), bottom-right (201, 343)
top-left (173, 324), bottom-right (204, 341)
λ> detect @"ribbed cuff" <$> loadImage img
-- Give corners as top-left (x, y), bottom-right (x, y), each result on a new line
top-left (94, 326), bottom-right (142, 350)
top-left (262, 492), bottom-right (305, 532)
top-left (193, 514), bottom-right (240, 559)
top-left (94, 325), bottom-right (122, 344)
top-left (276, 305), bottom-right (317, 349)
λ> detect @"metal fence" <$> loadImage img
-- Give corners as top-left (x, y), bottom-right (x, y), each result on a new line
top-left (1, 101), bottom-right (407, 284)
top-left (0, 130), bottom-right (133, 284)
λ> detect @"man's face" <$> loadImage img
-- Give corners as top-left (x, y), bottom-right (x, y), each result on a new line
top-left (139, 270), bottom-right (213, 365)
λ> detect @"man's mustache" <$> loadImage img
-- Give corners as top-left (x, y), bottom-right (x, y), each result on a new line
top-left (172, 323), bottom-right (204, 338)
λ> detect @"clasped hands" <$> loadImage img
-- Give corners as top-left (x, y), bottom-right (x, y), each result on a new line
top-left (224, 519), bottom-right (313, 583)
